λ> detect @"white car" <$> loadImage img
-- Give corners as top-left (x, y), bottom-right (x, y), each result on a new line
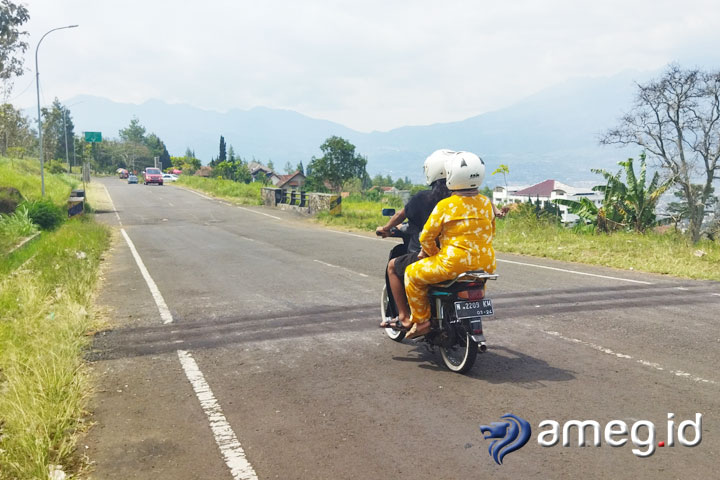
top-left (162, 173), bottom-right (178, 182)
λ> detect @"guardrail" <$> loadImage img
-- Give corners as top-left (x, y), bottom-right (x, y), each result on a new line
top-left (261, 188), bottom-right (341, 215)
top-left (68, 189), bottom-right (85, 217)
top-left (277, 190), bottom-right (307, 207)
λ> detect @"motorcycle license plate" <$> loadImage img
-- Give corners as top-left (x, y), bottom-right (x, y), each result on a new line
top-left (454, 299), bottom-right (494, 319)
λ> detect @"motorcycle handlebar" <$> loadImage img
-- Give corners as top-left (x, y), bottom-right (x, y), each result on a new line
top-left (376, 226), bottom-right (408, 238)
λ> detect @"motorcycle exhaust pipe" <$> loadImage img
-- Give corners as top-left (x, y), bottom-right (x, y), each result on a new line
top-left (478, 342), bottom-right (487, 353)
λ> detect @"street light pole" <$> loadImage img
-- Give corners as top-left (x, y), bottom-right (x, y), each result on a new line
top-left (35, 24), bottom-right (78, 196)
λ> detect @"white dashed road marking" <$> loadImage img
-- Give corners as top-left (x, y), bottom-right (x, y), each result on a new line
top-left (179, 186), bottom-right (282, 220)
top-left (543, 330), bottom-right (717, 386)
top-left (178, 350), bottom-right (258, 480)
top-left (314, 259), bottom-right (369, 277)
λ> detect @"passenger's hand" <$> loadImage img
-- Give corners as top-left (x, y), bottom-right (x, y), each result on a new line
top-left (417, 250), bottom-right (428, 259)
top-left (376, 226), bottom-right (389, 237)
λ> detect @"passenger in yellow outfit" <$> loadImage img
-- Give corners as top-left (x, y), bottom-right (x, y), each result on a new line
top-left (404, 151), bottom-right (496, 339)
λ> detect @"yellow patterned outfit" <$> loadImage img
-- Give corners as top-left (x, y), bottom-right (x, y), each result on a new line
top-left (404, 194), bottom-right (496, 323)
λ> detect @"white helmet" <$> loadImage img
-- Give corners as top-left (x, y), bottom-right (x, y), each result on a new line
top-left (445, 151), bottom-right (485, 190)
top-left (423, 149), bottom-right (455, 185)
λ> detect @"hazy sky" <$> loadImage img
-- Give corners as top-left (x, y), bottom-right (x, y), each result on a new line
top-left (11, 0), bottom-right (720, 132)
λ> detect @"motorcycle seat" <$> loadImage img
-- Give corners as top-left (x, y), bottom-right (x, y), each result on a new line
top-left (429, 270), bottom-right (498, 294)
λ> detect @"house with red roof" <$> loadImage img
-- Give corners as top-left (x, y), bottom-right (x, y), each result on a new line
top-left (493, 179), bottom-right (603, 224)
top-left (272, 171), bottom-right (306, 190)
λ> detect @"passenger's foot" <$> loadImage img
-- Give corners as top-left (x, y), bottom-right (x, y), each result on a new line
top-left (405, 321), bottom-right (431, 339)
top-left (379, 318), bottom-right (410, 331)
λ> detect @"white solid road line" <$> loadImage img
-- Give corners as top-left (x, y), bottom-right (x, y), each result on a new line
top-left (120, 228), bottom-right (174, 324)
top-left (179, 185), bottom-right (282, 220)
top-left (183, 188), bottom-right (215, 201)
top-left (177, 350), bottom-right (258, 480)
top-left (234, 205), bottom-right (281, 220)
top-left (102, 184), bottom-right (122, 225)
top-left (497, 258), bottom-right (653, 285)
top-left (543, 330), bottom-right (717, 386)
top-left (324, 228), bottom-right (652, 283)
top-left (314, 259), bottom-right (369, 277)
top-left (325, 228), bottom-right (400, 243)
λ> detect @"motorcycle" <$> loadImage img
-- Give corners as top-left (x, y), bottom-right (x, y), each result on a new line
top-left (378, 208), bottom-right (497, 374)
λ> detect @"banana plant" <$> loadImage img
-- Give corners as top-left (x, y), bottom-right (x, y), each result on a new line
top-left (557, 153), bottom-right (673, 233)
top-left (554, 196), bottom-right (600, 232)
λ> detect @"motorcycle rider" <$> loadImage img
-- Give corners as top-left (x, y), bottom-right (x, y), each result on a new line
top-left (404, 151), bottom-right (497, 339)
top-left (377, 149), bottom-right (453, 330)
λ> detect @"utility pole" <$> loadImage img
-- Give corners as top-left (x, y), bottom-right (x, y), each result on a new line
top-left (72, 134), bottom-right (77, 172)
top-left (63, 108), bottom-right (70, 172)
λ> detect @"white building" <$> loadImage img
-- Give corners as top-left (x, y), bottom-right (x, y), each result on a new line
top-left (493, 179), bottom-right (603, 224)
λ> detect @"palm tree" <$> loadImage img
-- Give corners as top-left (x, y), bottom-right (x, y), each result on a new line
top-left (491, 164), bottom-right (510, 202)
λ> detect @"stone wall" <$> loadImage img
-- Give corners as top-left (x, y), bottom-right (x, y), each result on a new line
top-left (261, 188), bottom-right (341, 215)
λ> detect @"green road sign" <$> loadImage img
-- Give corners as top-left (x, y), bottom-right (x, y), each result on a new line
top-left (84, 131), bottom-right (102, 142)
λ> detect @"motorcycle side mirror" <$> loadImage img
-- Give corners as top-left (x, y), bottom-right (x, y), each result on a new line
top-left (382, 208), bottom-right (396, 217)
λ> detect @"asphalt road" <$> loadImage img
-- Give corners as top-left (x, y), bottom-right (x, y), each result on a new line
top-left (85, 177), bottom-right (719, 480)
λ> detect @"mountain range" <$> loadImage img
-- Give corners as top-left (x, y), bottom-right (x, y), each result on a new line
top-left (57, 70), bottom-right (651, 186)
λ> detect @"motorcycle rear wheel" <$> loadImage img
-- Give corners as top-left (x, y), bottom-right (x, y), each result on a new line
top-left (440, 327), bottom-right (478, 373)
top-left (381, 284), bottom-right (406, 342)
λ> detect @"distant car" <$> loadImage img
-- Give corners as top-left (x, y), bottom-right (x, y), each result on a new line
top-left (128, 174), bottom-right (138, 184)
top-left (143, 167), bottom-right (163, 185)
top-left (162, 173), bottom-right (178, 182)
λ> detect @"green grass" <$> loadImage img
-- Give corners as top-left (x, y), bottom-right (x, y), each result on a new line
top-left (315, 195), bottom-right (720, 281)
top-left (175, 175), bottom-right (263, 205)
top-left (0, 205), bottom-right (38, 252)
top-left (315, 194), bottom-right (404, 231)
top-left (0, 155), bottom-right (110, 478)
top-left (0, 156), bottom-right (78, 254)
top-left (0, 156), bottom-right (77, 206)
top-left (494, 215), bottom-right (720, 281)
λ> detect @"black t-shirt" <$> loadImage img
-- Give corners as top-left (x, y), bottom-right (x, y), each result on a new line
top-left (404, 189), bottom-right (438, 253)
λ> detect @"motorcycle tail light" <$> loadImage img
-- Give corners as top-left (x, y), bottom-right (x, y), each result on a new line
top-left (457, 288), bottom-right (484, 300)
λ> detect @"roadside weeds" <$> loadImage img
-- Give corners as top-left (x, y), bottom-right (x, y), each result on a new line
top-left (0, 218), bottom-right (110, 479)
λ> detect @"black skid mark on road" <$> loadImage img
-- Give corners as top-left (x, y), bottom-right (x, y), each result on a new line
top-left (88, 303), bottom-right (377, 361)
top-left (488, 282), bottom-right (720, 320)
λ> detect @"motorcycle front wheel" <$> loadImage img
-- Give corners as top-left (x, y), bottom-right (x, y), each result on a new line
top-left (440, 326), bottom-right (478, 373)
top-left (381, 284), bottom-right (406, 342)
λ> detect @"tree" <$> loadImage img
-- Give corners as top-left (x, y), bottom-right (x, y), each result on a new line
top-left (182, 148), bottom-right (201, 172)
top-left (119, 117), bottom-right (146, 144)
top-left (267, 160), bottom-right (274, 172)
top-left (0, 0), bottom-right (30, 96)
top-left (284, 161), bottom-right (294, 174)
top-left (602, 64), bottom-right (720, 243)
top-left (296, 160), bottom-right (304, 175)
top-left (667, 185), bottom-right (717, 231)
top-left (491, 164), bottom-right (510, 202)
top-left (50, 101), bottom-right (75, 164)
top-left (0, 102), bottom-right (34, 156)
top-left (307, 136), bottom-right (367, 193)
top-left (145, 133), bottom-right (170, 169)
top-left (40, 99), bottom-right (64, 163)
top-left (218, 135), bottom-right (226, 163)
top-left (228, 145), bottom-right (235, 162)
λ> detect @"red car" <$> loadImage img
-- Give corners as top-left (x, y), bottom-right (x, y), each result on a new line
top-left (143, 167), bottom-right (164, 185)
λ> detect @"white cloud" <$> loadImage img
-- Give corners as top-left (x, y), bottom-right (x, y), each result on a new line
top-left (12, 0), bottom-right (720, 131)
